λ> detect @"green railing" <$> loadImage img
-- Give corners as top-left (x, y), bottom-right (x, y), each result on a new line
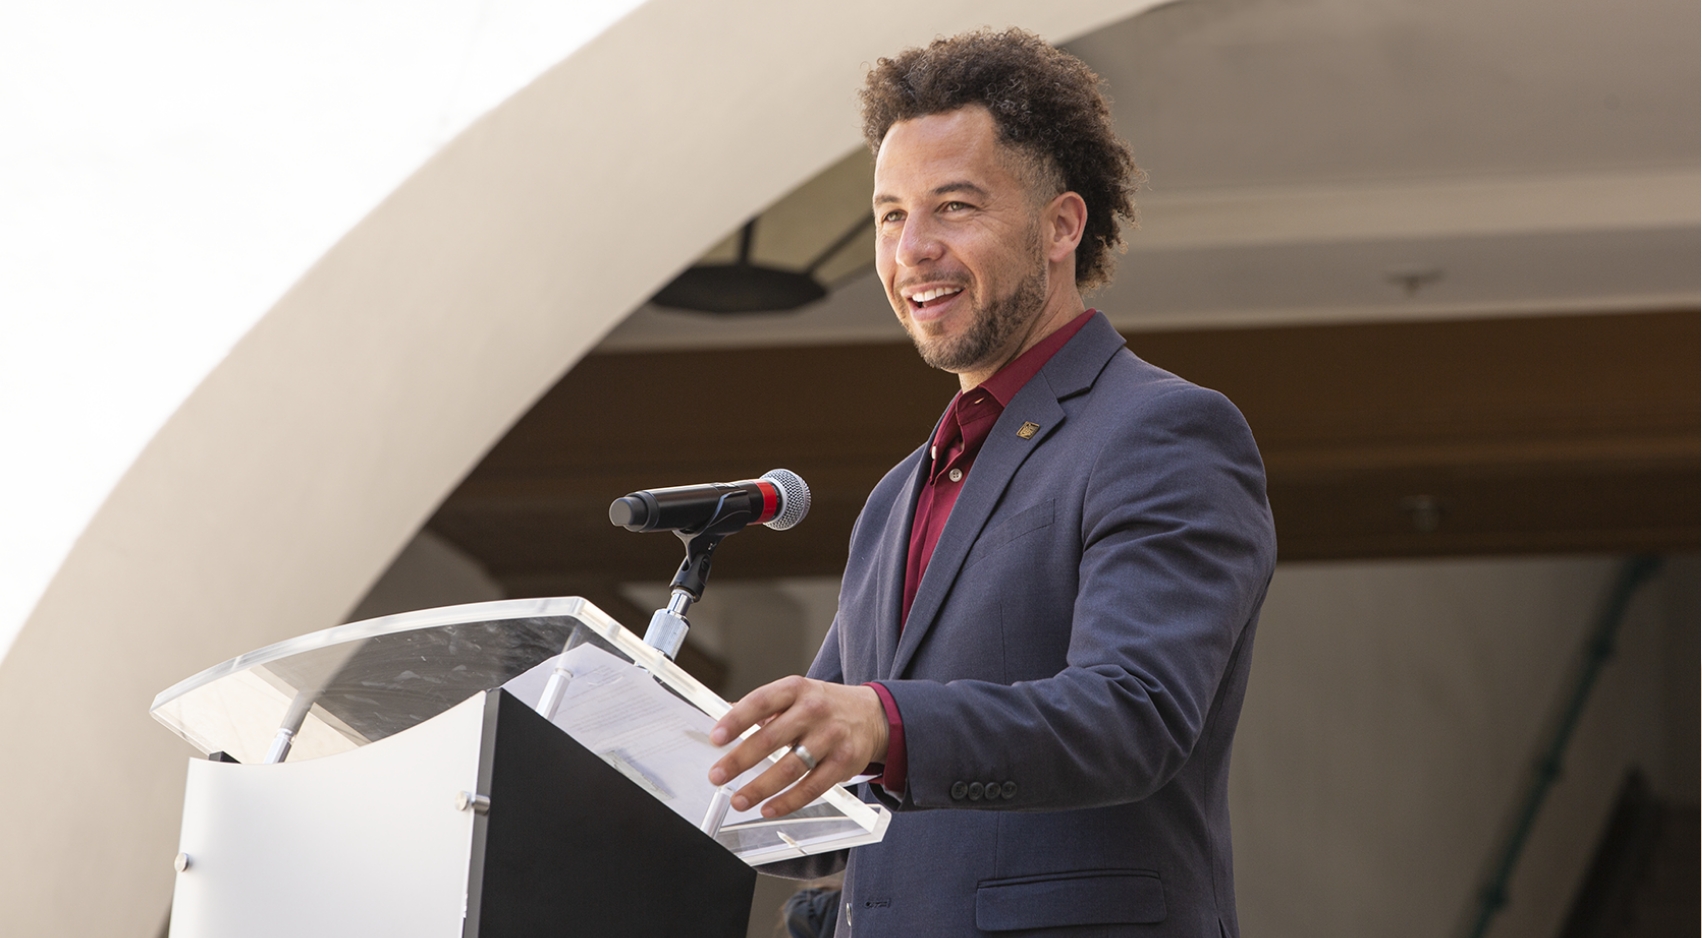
top-left (1462, 554), bottom-right (1664, 938)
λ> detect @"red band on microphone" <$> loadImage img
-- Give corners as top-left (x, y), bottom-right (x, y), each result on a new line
top-left (756, 480), bottom-right (780, 524)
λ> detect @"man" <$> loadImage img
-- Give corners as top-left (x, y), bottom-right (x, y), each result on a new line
top-left (709, 29), bottom-right (1276, 937)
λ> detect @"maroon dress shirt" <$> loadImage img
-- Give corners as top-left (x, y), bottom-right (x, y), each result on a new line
top-left (865, 309), bottom-right (1096, 795)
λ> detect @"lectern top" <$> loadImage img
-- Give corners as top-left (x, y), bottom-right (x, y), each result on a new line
top-left (150, 596), bottom-right (889, 866)
top-left (151, 597), bottom-right (727, 764)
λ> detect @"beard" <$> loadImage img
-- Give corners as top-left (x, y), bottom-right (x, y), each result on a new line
top-left (906, 246), bottom-right (1049, 375)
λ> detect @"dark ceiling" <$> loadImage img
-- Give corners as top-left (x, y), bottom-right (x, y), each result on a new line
top-left (429, 309), bottom-right (1699, 604)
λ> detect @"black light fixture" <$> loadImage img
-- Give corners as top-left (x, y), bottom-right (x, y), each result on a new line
top-left (651, 215), bottom-right (872, 314)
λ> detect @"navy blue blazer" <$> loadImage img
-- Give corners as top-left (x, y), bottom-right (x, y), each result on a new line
top-left (780, 313), bottom-right (1276, 937)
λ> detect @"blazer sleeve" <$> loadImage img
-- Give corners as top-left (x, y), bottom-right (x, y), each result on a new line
top-left (877, 383), bottom-right (1277, 811)
top-left (805, 615), bottom-right (845, 683)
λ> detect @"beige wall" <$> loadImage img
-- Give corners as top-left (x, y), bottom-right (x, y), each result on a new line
top-left (1234, 554), bottom-right (1696, 938)
top-left (344, 529), bottom-right (505, 622)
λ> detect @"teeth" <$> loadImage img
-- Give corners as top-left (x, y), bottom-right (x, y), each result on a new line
top-left (908, 287), bottom-right (962, 304)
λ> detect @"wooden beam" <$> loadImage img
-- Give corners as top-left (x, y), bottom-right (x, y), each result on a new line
top-left (428, 310), bottom-right (1698, 584)
top-left (1127, 311), bottom-right (1699, 560)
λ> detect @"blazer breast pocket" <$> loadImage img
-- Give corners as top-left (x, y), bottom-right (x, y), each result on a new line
top-left (975, 868), bottom-right (1166, 932)
top-left (965, 498), bottom-right (1056, 569)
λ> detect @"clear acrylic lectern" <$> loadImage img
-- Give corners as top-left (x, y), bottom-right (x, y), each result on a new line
top-left (151, 596), bottom-right (888, 937)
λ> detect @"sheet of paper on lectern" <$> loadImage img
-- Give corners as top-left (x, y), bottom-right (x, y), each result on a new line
top-left (504, 644), bottom-right (770, 831)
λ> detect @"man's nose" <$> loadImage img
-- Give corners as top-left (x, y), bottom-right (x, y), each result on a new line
top-left (895, 217), bottom-right (943, 268)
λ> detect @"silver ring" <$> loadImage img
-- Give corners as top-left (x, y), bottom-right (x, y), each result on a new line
top-left (791, 743), bottom-right (818, 772)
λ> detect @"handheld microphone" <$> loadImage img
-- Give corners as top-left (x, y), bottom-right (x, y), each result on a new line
top-left (608, 469), bottom-right (810, 534)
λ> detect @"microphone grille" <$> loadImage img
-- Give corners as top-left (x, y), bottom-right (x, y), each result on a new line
top-left (760, 469), bottom-right (811, 531)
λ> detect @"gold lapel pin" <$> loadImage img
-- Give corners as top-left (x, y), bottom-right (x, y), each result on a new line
top-left (1016, 421), bottom-right (1040, 440)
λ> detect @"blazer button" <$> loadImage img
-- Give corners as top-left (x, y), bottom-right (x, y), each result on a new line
top-left (951, 781), bottom-right (968, 801)
top-left (1001, 781), bottom-right (1018, 799)
top-left (968, 782), bottom-right (984, 801)
top-left (983, 780), bottom-right (1001, 800)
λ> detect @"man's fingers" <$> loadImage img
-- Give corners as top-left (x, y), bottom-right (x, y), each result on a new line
top-left (708, 692), bottom-right (823, 786)
top-left (715, 709), bottom-right (839, 809)
top-left (726, 746), bottom-right (814, 812)
top-left (706, 677), bottom-right (886, 815)
top-left (729, 739), bottom-right (851, 816)
top-left (708, 718), bottom-right (785, 786)
top-left (752, 749), bottom-right (846, 818)
top-left (709, 676), bottom-right (804, 747)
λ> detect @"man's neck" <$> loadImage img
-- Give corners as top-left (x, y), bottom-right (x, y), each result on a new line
top-left (956, 286), bottom-right (1086, 391)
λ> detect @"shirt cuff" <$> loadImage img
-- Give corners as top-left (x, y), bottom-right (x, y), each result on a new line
top-left (864, 681), bottom-right (907, 796)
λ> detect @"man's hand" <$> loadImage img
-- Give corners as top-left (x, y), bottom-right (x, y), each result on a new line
top-left (708, 676), bottom-right (888, 818)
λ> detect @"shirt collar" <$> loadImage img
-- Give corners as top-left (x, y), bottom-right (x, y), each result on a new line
top-left (974, 308), bottom-right (1098, 407)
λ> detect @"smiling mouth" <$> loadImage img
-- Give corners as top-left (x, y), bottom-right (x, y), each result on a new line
top-left (903, 285), bottom-right (964, 315)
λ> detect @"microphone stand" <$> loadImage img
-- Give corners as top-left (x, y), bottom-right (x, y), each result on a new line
top-left (643, 505), bottom-right (751, 659)
top-left (641, 519), bottom-right (753, 840)
top-left (535, 518), bottom-right (737, 722)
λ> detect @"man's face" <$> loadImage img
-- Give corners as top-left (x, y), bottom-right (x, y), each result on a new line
top-left (872, 106), bottom-right (1050, 377)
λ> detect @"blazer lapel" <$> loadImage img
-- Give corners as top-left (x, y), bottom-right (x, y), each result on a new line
top-left (888, 314), bottom-right (1127, 679)
top-left (889, 386), bottom-right (1062, 678)
top-left (873, 448), bottom-right (928, 678)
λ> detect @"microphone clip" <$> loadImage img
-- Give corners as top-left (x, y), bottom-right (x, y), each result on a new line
top-left (645, 499), bottom-right (754, 658)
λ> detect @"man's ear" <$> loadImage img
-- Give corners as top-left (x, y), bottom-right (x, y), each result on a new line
top-left (1046, 191), bottom-right (1088, 264)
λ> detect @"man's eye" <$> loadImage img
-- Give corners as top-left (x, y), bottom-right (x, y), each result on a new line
top-left (880, 211), bottom-right (904, 224)
top-left (942, 201), bottom-right (970, 213)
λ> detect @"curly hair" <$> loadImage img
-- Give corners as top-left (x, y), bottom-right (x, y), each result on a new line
top-left (860, 28), bottom-right (1140, 291)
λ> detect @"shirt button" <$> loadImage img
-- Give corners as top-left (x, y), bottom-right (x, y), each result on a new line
top-left (948, 468), bottom-right (963, 482)
top-left (951, 781), bottom-right (968, 801)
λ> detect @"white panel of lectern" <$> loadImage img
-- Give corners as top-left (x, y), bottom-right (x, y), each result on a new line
top-left (150, 596), bottom-right (889, 937)
top-left (172, 695), bottom-right (487, 938)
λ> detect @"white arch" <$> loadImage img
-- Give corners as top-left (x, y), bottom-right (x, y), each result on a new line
top-left (0, 2), bottom-right (1160, 933)
top-left (0, 0), bottom-right (650, 663)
